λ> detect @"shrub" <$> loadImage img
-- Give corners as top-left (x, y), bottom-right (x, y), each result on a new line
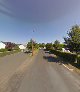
top-left (45, 43), bottom-right (53, 51)
top-left (77, 55), bottom-right (80, 64)
top-left (50, 49), bottom-right (77, 63)
top-left (0, 49), bottom-right (7, 52)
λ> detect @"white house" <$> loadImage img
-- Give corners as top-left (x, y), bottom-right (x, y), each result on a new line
top-left (0, 41), bottom-right (6, 49)
top-left (19, 45), bottom-right (26, 50)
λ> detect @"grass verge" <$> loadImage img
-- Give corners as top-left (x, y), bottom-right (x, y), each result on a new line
top-left (0, 50), bottom-right (20, 57)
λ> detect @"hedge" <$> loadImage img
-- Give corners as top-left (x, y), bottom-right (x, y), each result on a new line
top-left (50, 50), bottom-right (80, 64)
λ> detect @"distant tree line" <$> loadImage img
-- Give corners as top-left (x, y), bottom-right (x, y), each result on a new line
top-left (27, 39), bottom-right (65, 51)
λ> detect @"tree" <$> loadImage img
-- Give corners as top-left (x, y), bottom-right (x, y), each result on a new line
top-left (27, 39), bottom-right (39, 50)
top-left (13, 44), bottom-right (20, 50)
top-left (59, 44), bottom-right (66, 49)
top-left (34, 42), bottom-right (39, 49)
top-left (45, 43), bottom-right (53, 50)
top-left (53, 40), bottom-right (61, 50)
top-left (64, 25), bottom-right (80, 63)
top-left (39, 43), bottom-right (45, 48)
top-left (27, 40), bottom-right (32, 50)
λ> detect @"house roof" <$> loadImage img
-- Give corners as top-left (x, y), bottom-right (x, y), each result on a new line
top-left (1, 41), bottom-right (11, 45)
top-left (1, 41), bottom-right (16, 45)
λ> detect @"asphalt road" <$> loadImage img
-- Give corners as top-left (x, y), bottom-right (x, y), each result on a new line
top-left (0, 50), bottom-right (80, 92)
top-left (0, 52), bottom-right (32, 92)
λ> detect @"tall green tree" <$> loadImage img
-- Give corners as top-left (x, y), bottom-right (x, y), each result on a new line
top-left (53, 40), bottom-right (61, 50)
top-left (27, 39), bottom-right (39, 50)
top-left (27, 40), bottom-right (32, 50)
top-left (39, 43), bottom-right (45, 48)
top-left (64, 25), bottom-right (80, 63)
top-left (45, 43), bottom-right (53, 50)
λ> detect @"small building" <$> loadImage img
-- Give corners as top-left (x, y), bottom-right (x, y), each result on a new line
top-left (19, 44), bottom-right (26, 50)
top-left (0, 41), bottom-right (6, 49)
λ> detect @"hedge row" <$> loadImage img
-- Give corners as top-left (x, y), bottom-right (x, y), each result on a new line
top-left (50, 50), bottom-right (80, 64)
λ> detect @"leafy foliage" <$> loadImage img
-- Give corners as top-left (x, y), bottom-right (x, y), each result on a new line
top-left (27, 39), bottom-right (39, 50)
top-left (45, 43), bottom-right (53, 50)
top-left (50, 49), bottom-right (77, 63)
top-left (50, 49), bottom-right (80, 65)
top-left (27, 41), bottom-right (32, 50)
top-left (0, 49), bottom-right (7, 52)
top-left (13, 45), bottom-right (20, 50)
top-left (39, 43), bottom-right (45, 48)
top-left (64, 25), bottom-right (80, 54)
top-left (53, 40), bottom-right (61, 50)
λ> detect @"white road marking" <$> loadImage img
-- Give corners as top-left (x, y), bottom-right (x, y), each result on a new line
top-left (62, 64), bottom-right (74, 71)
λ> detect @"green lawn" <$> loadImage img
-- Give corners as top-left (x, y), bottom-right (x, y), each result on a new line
top-left (0, 50), bottom-right (20, 57)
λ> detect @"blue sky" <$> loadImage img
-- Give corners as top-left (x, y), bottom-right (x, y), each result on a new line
top-left (0, 0), bottom-right (80, 44)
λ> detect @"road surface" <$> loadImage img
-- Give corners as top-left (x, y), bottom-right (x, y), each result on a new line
top-left (0, 50), bottom-right (80, 92)
top-left (0, 52), bottom-right (32, 92)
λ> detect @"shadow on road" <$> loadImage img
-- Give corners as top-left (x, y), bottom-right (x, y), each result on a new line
top-left (43, 55), bottom-right (60, 63)
top-left (43, 50), bottom-right (69, 65)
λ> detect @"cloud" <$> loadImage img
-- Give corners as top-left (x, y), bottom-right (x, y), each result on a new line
top-left (1, 0), bottom-right (80, 22)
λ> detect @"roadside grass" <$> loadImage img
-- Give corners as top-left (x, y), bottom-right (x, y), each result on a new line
top-left (0, 50), bottom-right (20, 57)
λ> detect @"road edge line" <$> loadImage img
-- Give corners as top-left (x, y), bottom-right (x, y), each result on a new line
top-left (62, 64), bottom-right (74, 72)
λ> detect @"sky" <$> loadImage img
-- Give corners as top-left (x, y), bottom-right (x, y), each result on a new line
top-left (0, 0), bottom-right (80, 44)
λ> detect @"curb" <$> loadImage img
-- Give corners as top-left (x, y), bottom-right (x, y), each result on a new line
top-left (62, 64), bottom-right (74, 72)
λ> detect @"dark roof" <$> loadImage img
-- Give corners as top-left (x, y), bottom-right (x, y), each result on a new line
top-left (1, 41), bottom-right (11, 45)
top-left (1, 41), bottom-right (16, 45)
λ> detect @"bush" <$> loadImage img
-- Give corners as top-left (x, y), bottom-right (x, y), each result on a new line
top-left (0, 49), bottom-right (7, 52)
top-left (50, 49), bottom-right (78, 63)
top-left (77, 55), bottom-right (80, 64)
top-left (45, 43), bottom-right (53, 51)
top-left (13, 45), bottom-right (20, 51)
